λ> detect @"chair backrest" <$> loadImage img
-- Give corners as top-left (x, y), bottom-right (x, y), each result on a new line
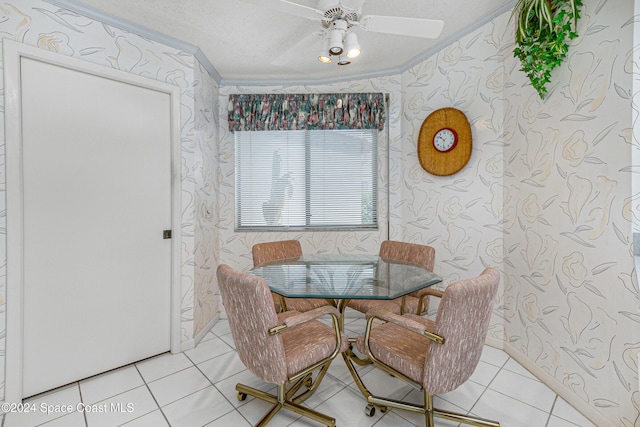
top-left (379, 240), bottom-right (435, 271)
top-left (252, 239), bottom-right (303, 267)
top-left (422, 267), bottom-right (500, 395)
top-left (216, 264), bottom-right (288, 385)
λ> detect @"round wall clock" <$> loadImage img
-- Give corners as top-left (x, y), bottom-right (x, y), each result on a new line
top-left (418, 107), bottom-right (472, 176)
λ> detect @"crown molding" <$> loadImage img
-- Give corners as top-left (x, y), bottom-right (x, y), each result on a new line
top-left (44, 0), bottom-right (222, 82)
top-left (44, 0), bottom-right (516, 87)
top-left (220, 1), bottom-right (516, 87)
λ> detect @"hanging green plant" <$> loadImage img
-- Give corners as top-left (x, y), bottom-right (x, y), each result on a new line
top-left (511, 0), bottom-right (583, 99)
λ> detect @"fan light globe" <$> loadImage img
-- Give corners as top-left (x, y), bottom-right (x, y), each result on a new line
top-left (344, 32), bottom-right (360, 58)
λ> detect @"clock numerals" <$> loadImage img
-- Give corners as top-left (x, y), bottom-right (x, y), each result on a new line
top-left (433, 128), bottom-right (457, 152)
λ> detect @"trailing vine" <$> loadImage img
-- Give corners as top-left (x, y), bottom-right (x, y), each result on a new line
top-left (511, 0), bottom-right (583, 99)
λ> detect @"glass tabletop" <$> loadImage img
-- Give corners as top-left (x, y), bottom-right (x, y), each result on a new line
top-left (249, 254), bottom-right (442, 300)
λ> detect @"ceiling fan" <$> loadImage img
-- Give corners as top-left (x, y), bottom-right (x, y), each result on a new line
top-left (240, 0), bottom-right (445, 66)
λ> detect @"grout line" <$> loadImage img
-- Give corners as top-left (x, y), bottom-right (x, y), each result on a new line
top-left (544, 395), bottom-right (558, 427)
top-left (132, 364), bottom-right (170, 427)
top-left (77, 382), bottom-right (89, 427)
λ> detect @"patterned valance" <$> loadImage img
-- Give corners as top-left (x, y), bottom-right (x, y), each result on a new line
top-left (228, 93), bottom-right (385, 132)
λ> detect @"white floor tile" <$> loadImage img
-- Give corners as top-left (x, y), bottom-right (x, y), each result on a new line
top-left (297, 385), bottom-right (385, 427)
top-left (356, 367), bottom-right (415, 402)
top-left (83, 385), bottom-right (158, 427)
top-left (198, 350), bottom-right (247, 384)
top-left (80, 365), bottom-right (145, 404)
top-left (468, 360), bottom-right (500, 386)
top-left (213, 369), bottom-right (277, 409)
top-left (199, 331), bottom-right (218, 343)
top-left (135, 351), bottom-right (193, 383)
top-left (479, 346), bottom-right (509, 368)
top-left (210, 319), bottom-right (231, 337)
top-left (5, 383), bottom-right (82, 427)
top-left (372, 411), bottom-right (417, 427)
top-left (120, 409), bottom-right (169, 426)
top-left (16, 325), bottom-right (596, 427)
top-left (398, 388), bottom-right (468, 427)
top-left (39, 411), bottom-right (86, 427)
top-left (547, 414), bottom-right (586, 427)
top-left (502, 357), bottom-right (540, 381)
top-left (236, 397), bottom-right (302, 427)
top-left (488, 368), bottom-right (556, 412)
top-left (204, 409), bottom-right (252, 426)
top-left (551, 397), bottom-right (597, 427)
top-left (219, 333), bottom-right (236, 350)
top-left (147, 366), bottom-right (212, 407)
top-left (472, 388), bottom-right (549, 427)
top-left (438, 378), bottom-right (486, 412)
top-left (184, 336), bottom-right (234, 365)
top-left (162, 386), bottom-right (235, 427)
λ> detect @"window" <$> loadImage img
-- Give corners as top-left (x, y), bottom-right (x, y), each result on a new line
top-left (235, 129), bottom-right (378, 230)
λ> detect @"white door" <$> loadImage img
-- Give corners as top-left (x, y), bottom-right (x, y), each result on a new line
top-left (9, 48), bottom-right (177, 398)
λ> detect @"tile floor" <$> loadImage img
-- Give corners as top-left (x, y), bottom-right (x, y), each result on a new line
top-left (1, 315), bottom-right (596, 427)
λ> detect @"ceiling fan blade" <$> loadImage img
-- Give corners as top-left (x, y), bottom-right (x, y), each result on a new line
top-left (240, 0), bottom-right (323, 21)
top-left (341, 0), bottom-right (366, 10)
top-left (271, 32), bottom-right (322, 67)
top-left (359, 15), bottom-right (444, 38)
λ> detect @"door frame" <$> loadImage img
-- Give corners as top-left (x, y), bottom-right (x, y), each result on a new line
top-left (3, 39), bottom-right (183, 403)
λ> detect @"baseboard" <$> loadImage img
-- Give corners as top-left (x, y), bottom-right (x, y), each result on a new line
top-left (503, 342), bottom-right (614, 427)
top-left (484, 336), bottom-right (503, 350)
top-left (179, 314), bottom-right (220, 352)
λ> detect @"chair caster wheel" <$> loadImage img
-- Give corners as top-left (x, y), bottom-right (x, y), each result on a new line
top-left (365, 404), bottom-right (375, 416)
top-left (380, 406), bottom-right (387, 413)
top-left (304, 376), bottom-right (313, 388)
top-left (237, 392), bottom-right (247, 401)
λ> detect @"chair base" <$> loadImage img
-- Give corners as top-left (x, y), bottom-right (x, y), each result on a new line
top-left (368, 394), bottom-right (500, 427)
top-left (343, 350), bottom-right (499, 427)
top-left (235, 369), bottom-right (336, 427)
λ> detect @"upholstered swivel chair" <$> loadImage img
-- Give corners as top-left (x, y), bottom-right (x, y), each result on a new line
top-left (217, 264), bottom-right (349, 427)
top-left (347, 240), bottom-right (435, 317)
top-left (351, 267), bottom-right (501, 427)
top-left (252, 240), bottom-right (334, 312)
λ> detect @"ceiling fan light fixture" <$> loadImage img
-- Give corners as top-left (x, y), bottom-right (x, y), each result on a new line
top-left (328, 29), bottom-right (343, 55)
top-left (337, 55), bottom-right (351, 66)
top-left (318, 38), bottom-right (332, 63)
top-left (344, 32), bottom-right (360, 58)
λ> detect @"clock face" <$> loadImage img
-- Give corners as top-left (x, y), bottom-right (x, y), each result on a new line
top-left (433, 128), bottom-right (457, 152)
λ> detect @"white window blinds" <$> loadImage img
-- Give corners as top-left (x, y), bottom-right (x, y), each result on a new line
top-left (235, 129), bottom-right (378, 230)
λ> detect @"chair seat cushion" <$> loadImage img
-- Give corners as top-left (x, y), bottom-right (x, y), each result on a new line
top-left (347, 298), bottom-right (402, 315)
top-left (356, 316), bottom-right (435, 383)
top-left (285, 298), bottom-right (333, 312)
top-left (278, 311), bottom-right (349, 378)
top-left (347, 296), bottom-right (429, 316)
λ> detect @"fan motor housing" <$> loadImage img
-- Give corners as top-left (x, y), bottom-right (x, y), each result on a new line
top-left (318, 0), bottom-right (358, 27)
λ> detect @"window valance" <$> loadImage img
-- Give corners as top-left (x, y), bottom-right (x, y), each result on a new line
top-left (228, 93), bottom-right (385, 131)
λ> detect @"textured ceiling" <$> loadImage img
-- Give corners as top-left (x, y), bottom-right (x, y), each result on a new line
top-left (56, 0), bottom-right (516, 84)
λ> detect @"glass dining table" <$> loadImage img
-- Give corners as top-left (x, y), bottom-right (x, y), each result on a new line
top-left (249, 253), bottom-right (442, 328)
top-left (249, 253), bottom-right (442, 410)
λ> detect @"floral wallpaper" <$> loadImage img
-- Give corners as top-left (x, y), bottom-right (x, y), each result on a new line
top-left (400, 1), bottom-right (637, 426)
top-left (0, 0), bottom-right (220, 400)
top-left (193, 60), bottom-right (220, 337)
top-left (505, 2), bottom-right (637, 425)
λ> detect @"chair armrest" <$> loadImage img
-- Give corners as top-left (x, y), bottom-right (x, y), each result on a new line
top-left (365, 308), bottom-right (444, 344)
top-left (411, 287), bottom-right (443, 315)
top-left (414, 287), bottom-right (443, 299)
top-left (268, 305), bottom-right (341, 335)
